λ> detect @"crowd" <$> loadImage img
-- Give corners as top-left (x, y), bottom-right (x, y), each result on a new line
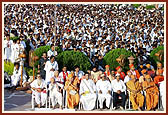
top-left (3, 4), bottom-right (165, 111)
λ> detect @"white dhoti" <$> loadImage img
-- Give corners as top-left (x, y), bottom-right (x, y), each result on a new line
top-left (34, 91), bottom-right (47, 106)
top-left (50, 91), bottom-right (62, 107)
top-left (80, 93), bottom-right (97, 110)
top-left (98, 94), bottom-right (112, 109)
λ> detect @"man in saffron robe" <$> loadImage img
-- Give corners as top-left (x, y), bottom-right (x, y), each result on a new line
top-left (64, 71), bottom-right (80, 109)
top-left (126, 75), bottom-right (144, 111)
top-left (143, 74), bottom-right (159, 111)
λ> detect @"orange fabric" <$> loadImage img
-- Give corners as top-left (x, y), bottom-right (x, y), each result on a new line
top-left (135, 70), bottom-right (140, 79)
top-left (126, 80), bottom-right (144, 110)
top-left (129, 64), bottom-right (134, 69)
top-left (115, 66), bottom-right (121, 71)
top-left (142, 81), bottom-right (159, 110)
top-left (64, 76), bottom-right (80, 109)
top-left (154, 76), bottom-right (164, 84)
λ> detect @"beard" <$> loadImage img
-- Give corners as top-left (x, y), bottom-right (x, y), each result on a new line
top-left (37, 79), bottom-right (42, 86)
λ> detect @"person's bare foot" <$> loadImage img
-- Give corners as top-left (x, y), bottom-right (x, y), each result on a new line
top-left (59, 105), bottom-right (63, 110)
top-left (37, 104), bottom-right (41, 108)
top-left (138, 107), bottom-right (141, 111)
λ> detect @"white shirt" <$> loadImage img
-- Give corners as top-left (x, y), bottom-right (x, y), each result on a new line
top-left (75, 71), bottom-right (84, 80)
top-left (30, 79), bottom-right (46, 90)
top-left (111, 79), bottom-right (126, 93)
top-left (124, 75), bottom-right (131, 84)
top-left (96, 79), bottom-right (111, 94)
top-left (80, 79), bottom-right (96, 95)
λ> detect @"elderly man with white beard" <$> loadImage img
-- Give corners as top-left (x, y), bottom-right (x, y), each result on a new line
top-left (96, 74), bottom-right (112, 110)
top-left (30, 74), bottom-right (47, 108)
top-left (79, 73), bottom-right (97, 110)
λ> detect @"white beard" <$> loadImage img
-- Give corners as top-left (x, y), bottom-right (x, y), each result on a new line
top-left (37, 79), bottom-right (42, 86)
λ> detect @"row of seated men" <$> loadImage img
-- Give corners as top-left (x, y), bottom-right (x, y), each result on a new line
top-left (30, 70), bottom-right (161, 111)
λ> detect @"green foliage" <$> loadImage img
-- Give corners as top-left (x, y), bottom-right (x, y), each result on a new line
top-left (10, 36), bottom-right (19, 41)
top-left (132, 4), bottom-right (141, 8)
top-left (149, 45), bottom-right (164, 69)
top-left (34, 45), bottom-right (62, 67)
top-left (4, 61), bottom-right (14, 75)
top-left (146, 5), bottom-right (155, 10)
top-left (25, 67), bottom-right (38, 76)
top-left (103, 48), bottom-right (137, 72)
top-left (56, 51), bottom-right (92, 72)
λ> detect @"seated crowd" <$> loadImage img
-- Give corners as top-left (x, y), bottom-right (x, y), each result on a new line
top-left (10, 53), bottom-right (164, 111)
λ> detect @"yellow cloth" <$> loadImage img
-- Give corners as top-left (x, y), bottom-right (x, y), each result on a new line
top-left (64, 76), bottom-right (80, 109)
top-left (126, 80), bottom-right (144, 110)
top-left (82, 91), bottom-right (90, 96)
top-left (142, 81), bottom-right (159, 110)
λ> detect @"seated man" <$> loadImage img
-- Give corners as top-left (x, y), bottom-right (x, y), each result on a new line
top-left (30, 74), bottom-right (47, 108)
top-left (126, 75), bottom-right (144, 111)
top-left (96, 74), bottom-right (112, 110)
top-left (49, 77), bottom-right (64, 109)
top-left (142, 75), bottom-right (159, 111)
top-left (79, 73), bottom-right (97, 110)
top-left (111, 73), bottom-right (126, 110)
top-left (10, 62), bottom-right (27, 88)
top-left (64, 71), bottom-right (80, 109)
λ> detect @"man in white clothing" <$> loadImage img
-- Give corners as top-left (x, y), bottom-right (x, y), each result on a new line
top-left (111, 74), bottom-right (126, 110)
top-left (47, 44), bottom-right (57, 59)
top-left (59, 66), bottom-right (70, 84)
top-left (79, 73), bottom-right (97, 110)
top-left (96, 74), bottom-right (112, 110)
top-left (74, 65), bottom-right (84, 80)
top-left (124, 71), bottom-right (132, 84)
top-left (44, 56), bottom-right (59, 84)
top-left (30, 74), bottom-right (47, 108)
top-left (4, 34), bottom-right (13, 62)
top-left (49, 77), bottom-right (63, 109)
top-left (10, 62), bottom-right (27, 87)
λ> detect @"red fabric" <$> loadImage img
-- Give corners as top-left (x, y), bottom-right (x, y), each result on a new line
top-left (63, 71), bottom-right (68, 82)
top-left (115, 66), bottom-right (121, 71)
top-left (129, 64), bottom-right (134, 69)
top-left (104, 71), bottom-right (110, 76)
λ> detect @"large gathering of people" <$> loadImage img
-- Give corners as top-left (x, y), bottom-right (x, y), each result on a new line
top-left (4, 4), bottom-right (165, 111)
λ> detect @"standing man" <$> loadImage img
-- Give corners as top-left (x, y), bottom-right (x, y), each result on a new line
top-left (96, 74), bottom-right (112, 110)
top-left (74, 65), bottom-right (84, 81)
top-left (79, 73), bottom-right (97, 110)
top-left (59, 66), bottom-right (70, 84)
top-left (129, 64), bottom-right (140, 80)
top-left (44, 56), bottom-right (59, 84)
top-left (4, 34), bottom-right (13, 62)
top-left (38, 52), bottom-right (48, 80)
top-left (115, 66), bottom-right (125, 81)
top-left (30, 74), bottom-right (47, 108)
top-left (111, 73), bottom-right (126, 110)
top-left (47, 44), bottom-right (57, 59)
top-left (104, 65), bottom-right (112, 82)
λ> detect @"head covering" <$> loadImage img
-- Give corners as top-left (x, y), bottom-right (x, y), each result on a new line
top-left (140, 65), bottom-right (143, 68)
top-left (129, 64), bottom-right (134, 69)
top-left (105, 65), bottom-right (110, 68)
top-left (141, 69), bottom-right (147, 74)
top-left (146, 64), bottom-right (150, 68)
top-left (115, 73), bottom-right (120, 77)
top-left (116, 66), bottom-right (121, 71)
top-left (145, 74), bottom-right (151, 79)
top-left (157, 63), bottom-right (162, 67)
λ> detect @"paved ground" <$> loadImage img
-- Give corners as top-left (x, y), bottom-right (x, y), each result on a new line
top-left (3, 88), bottom-right (164, 112)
